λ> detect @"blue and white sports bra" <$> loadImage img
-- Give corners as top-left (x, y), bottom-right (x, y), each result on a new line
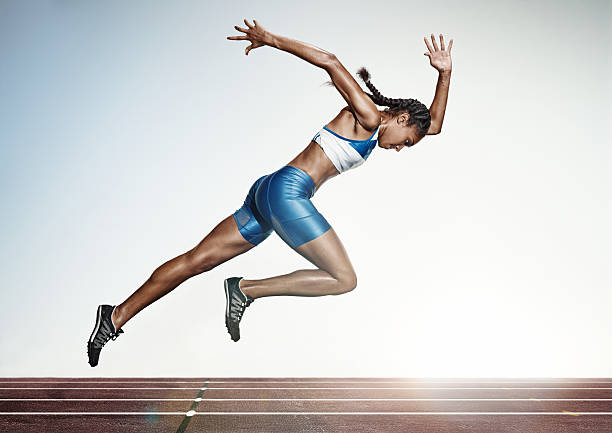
top-left (312, 124), bottom-right (380, 173)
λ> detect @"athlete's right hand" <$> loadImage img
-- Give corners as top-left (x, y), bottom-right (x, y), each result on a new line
top-left (227, 19), bottom-right (272, 56)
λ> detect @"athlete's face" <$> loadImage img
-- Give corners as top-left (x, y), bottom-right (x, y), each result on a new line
top-left (378, 113), bottom-right (424, 152)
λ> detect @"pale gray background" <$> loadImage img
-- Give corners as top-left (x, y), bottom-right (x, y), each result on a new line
top-left (1, 0), bottom-right (610, 377)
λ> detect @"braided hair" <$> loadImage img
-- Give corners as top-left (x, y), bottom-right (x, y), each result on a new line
top-left (323, 67), bottom-right (431, 137)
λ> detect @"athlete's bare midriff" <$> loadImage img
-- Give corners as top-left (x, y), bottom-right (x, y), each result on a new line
top-left (287, 106), bottom-right (380, 193)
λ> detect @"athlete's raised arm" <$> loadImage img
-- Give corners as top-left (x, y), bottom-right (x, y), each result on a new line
top-left (423, 34), bottom-right (453, 135)
top-left (227, 19), bottom-right (380, 131)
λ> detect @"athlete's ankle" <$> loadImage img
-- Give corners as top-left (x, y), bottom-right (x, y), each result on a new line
top-left (111, 305), bottom-right (123, 331)
top-left (238, 278), bottom-right (256, 299)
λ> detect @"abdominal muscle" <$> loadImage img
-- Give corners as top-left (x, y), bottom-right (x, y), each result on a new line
top-left (287, 140), bottom-right (339, 194)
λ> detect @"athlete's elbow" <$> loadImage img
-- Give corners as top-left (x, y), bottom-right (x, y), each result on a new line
top-left (324, 52), bottom-right (338, 68)
top-left (426, 121), bottom-right (442, 135)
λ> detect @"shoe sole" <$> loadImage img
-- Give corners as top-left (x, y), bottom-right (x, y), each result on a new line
top-left (224, 279), bottom-right (230, 324)
top-left (88, 305), bottom-right (103, 345)
top-left (87, 305), bottom-right (104, 366)
top-left (224, 278), bottom-right (239, 341)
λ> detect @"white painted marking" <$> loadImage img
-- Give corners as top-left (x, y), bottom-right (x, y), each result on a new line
top-left (201, 387), bottom-right (612, 390)
top-left (185, 410), bottom-right (196, 417)
top-left (0, 387), bottom-right (202, 390)
top-left (207, 381), bottom-right (612, 384)
top-left (1, 380), bottom-right (611, 384)
top-left (0, 398), bottom-right (611, 402)
top-left (0, 412), bottom-right (612, 416)
top-left (2, 387), bottom-right (612, 390)
top-left (194, 398), bottom-right (612, 402)
top-left (181, 411), bottom-right (612, 416)
top-left (0, 398), bottom-right (194, 401)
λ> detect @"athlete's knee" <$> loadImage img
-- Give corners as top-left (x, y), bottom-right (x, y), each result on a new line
top-left (334, 271), bottom-right (357, 295)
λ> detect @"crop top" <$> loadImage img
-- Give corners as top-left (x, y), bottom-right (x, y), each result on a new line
top-left (311, 124), bottom-right (380, 173)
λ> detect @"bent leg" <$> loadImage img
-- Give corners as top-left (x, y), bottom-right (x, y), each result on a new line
top-left (240, 227), bottom-right (358, 298)
top-left (112, 215), bottom-right (257, 329)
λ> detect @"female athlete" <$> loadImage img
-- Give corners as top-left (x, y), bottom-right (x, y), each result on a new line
top-left (87, 19), bottom-right (453, 367)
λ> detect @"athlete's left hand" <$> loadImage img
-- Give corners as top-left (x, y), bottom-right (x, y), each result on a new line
top-left (227, 18), bottom-right (272, 56)
top-left (424, 34), bottom-right (453, 73)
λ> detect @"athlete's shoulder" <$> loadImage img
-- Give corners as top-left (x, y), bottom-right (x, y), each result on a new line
top-left (340, 105), bottom-right (380, 132)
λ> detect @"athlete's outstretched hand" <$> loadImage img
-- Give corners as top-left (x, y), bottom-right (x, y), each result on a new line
top-left (424, 34), bottom-right (453, 73)
top-left (227, 19), bottom-right (272, 56)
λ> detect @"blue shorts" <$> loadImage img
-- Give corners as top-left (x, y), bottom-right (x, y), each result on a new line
top-left (232, 165), bottom-right (332, 249)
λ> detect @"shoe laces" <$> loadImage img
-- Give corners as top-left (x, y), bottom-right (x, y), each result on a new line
top-left (92, 323), bottom-right (124, 348)
top-left (110, 329), bottom-right (124, 341)
top-left (230, 296), bottom-right (254, 322)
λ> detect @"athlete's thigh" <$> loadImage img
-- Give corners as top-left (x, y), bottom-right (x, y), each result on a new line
top-left (187, 215), bottom-right (256, 269)
top-left (293, 227), bottom-right (357, 281)
top-left (187, 174), bottom-right (274, 267)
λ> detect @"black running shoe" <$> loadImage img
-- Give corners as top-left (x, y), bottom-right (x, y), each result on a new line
top-left (87, 304), bottom-right (124, 367)
top-left (224, 277), bottom-right (254, 342)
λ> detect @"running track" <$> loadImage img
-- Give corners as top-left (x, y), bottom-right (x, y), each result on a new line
top-left (1, 378), bottom-right (611, 432)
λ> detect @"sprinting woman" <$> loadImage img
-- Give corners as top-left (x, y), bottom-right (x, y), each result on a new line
top-left (87, 19), bottom-right (453, 367)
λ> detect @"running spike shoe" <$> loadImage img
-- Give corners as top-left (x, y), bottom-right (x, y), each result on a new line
top-left (224, 277), bottom-right (255, 342)
top-left (87, 304), bottom-right (124, 367)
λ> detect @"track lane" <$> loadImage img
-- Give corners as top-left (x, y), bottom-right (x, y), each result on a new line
top-left (0, 378), bottom-right (611, 432)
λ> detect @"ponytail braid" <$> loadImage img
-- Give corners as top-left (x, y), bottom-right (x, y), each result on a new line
top-left (356, 67), bottom-right (431, 136)
top-left (322, 67), bottom-right (431, 136)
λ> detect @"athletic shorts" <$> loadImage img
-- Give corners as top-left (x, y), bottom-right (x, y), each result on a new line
top-left (232, 165), bottom-right (332, 249)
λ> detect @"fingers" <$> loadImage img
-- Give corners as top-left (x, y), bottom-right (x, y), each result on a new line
top-left (430, 34), bottom-right (439, 51)
top-left (229, 19), bottom-right (264, 54)
top-left (424, 34), bottom-right (453, 53)
top-left (423, 36), bottom-right (434, 54)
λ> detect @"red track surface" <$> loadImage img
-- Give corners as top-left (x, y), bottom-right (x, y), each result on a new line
top-left (1, 378), bottom-right (611, 432)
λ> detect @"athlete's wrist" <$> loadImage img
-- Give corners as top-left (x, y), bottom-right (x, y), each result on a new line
top-left (266, 32), bottom-right (281, 49)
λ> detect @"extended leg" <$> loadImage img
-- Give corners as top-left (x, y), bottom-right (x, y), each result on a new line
top-left (111, 215), bottom-right (255, 329)
top-left (239, 227), bottom-right (357, 299)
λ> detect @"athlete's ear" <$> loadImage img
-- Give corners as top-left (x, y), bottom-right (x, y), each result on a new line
top-left (396, 113), bottom-right (410, 126)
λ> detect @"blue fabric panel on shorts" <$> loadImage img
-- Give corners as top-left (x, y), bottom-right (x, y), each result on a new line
top-left (232, 165), bottom-right (331, 249)
top-left (232, 175), bottom-right (273, 246)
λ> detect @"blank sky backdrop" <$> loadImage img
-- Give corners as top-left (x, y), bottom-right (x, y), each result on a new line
top-left (0, 0), bottom-right (610, 377)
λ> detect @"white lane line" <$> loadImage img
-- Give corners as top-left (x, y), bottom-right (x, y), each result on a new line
top-left (0, 412), bottom-right (186, 415)
top-left (191, 398), bottom-right (612, 402)
top-left (0, 387), bottom-right (202, 390)
top-left (1, 398), bottom-right (612, 401)
top-left (202, 387), bottom-right (612, 390)
top-left (0, 398), bottom-right (194, 401)
top-left (202, 387), bottom-right (612, 391)
top-left (206, 381), bottom-right (612, 385)
top-left (1, 412), bottom-right (612, 416)
top-left (1, 380), bottom-right (611, 384)
top-left (2, 387), bottom-right (612, 390)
